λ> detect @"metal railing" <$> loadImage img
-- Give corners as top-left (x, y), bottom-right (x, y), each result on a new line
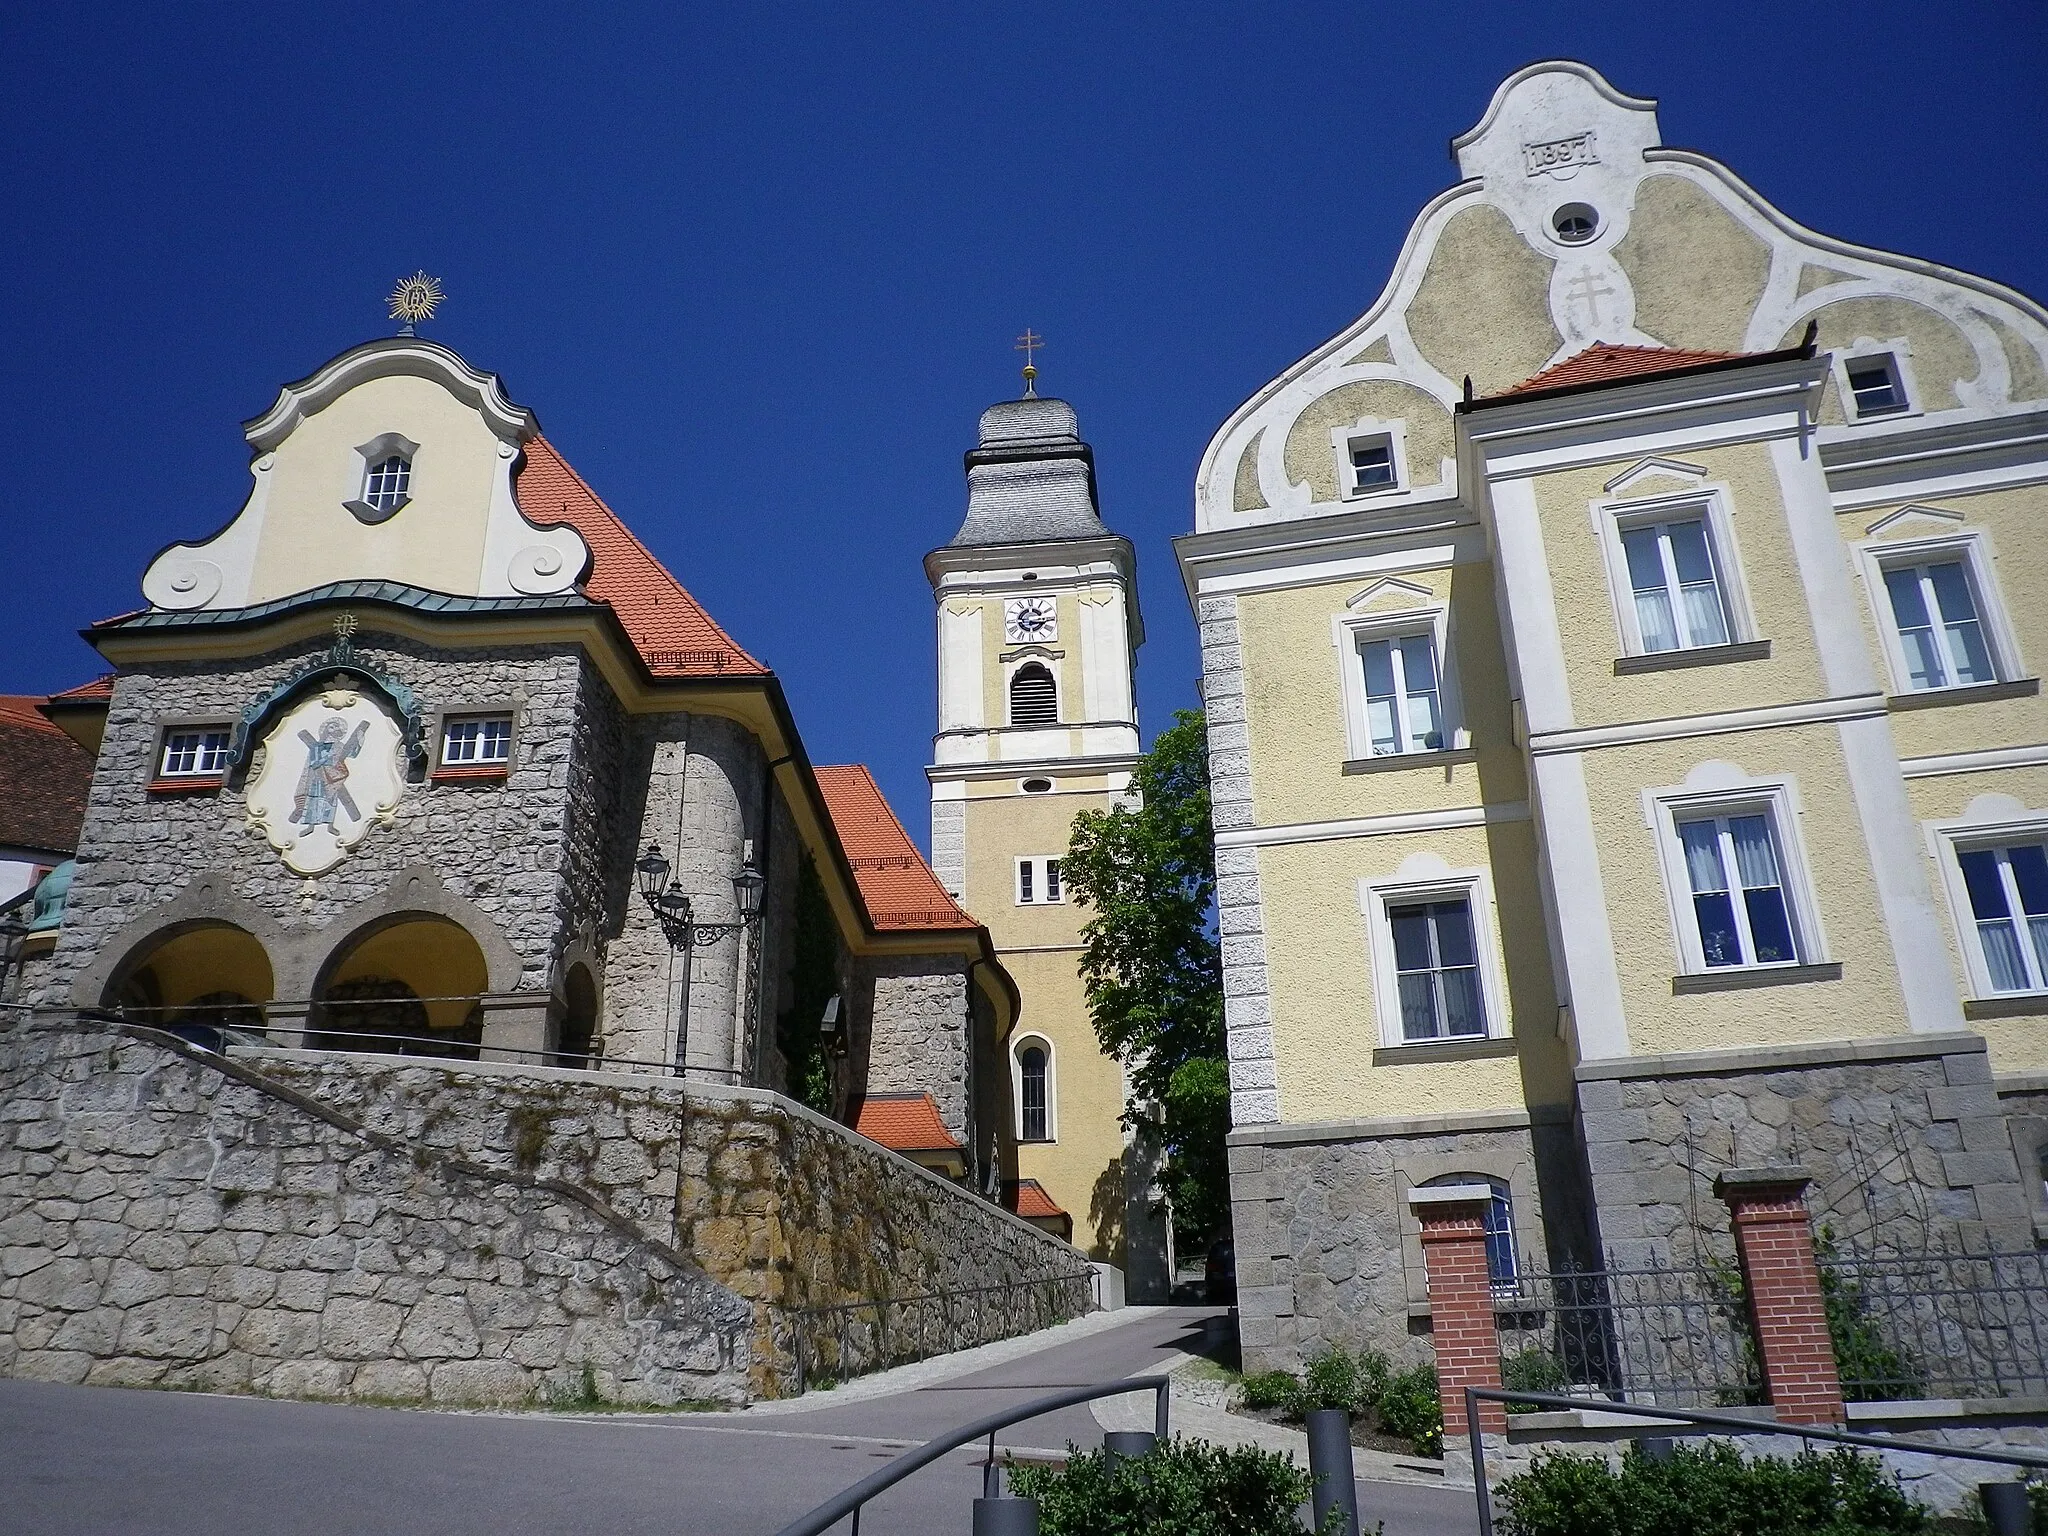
top-left (1463, 1386), bottom-right (2048, 1536)
top-left (1825, 1243), bottom-right (2048, 1401)
top-left (780, 1270), bottom-right (1096, 1392)
top-left (1492, 1262), bottom-right (1759, 1410)
top-left (773, 1375), bottom-right (1170, 1536)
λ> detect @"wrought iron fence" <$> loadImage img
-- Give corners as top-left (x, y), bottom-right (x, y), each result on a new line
top-left (779, 1270), bottom-right (1096, 1392)
top-left (1825, 1243), bottom-right (2048, 1401)
top-left (1492, 1261), bottom-right (1760, 1411)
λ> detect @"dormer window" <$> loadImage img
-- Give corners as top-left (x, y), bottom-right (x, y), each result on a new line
top-left (363, 454), bottom-right (411, 513)
top-left (1348, 435), bottom-right (1396, 493)
top-left (1331, 420), bottom-right (1408, 501)
top-left (1845, 354), bottom-right (1906, 417)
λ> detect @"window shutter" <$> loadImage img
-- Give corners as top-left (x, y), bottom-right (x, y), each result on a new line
top-left (1009, 665), bottom-right (1057, 727)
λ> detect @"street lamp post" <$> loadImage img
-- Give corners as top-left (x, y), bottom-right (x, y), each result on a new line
top-left (635, 842), bottom-right (767, 1079)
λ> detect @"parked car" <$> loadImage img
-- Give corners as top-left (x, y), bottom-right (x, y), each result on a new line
top-left (1205, 1238), bottom-right (1236, 1304)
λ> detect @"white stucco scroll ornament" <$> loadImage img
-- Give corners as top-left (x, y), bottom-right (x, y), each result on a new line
top-left (243, 682), bottom-right (406, 875)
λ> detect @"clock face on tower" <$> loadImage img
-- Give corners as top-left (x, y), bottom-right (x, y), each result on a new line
top-left (1004, 596), bottom-right (1057, 644)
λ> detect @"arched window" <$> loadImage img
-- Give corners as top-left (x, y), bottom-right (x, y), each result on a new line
top-left (362, 453), bottom-right (412, 513)
top-left (1015, 1037), bottom-right (1052, 1142)
top-left (1009, 664), bottom-right (1057, 727)
top-left (1423, 1173), bottom-right (1517, 1286)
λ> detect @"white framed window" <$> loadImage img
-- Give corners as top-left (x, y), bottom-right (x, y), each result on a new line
top-left (1833, 345), bottom-right (1921, 423)
top-left (1013, 1034), bottom-right (1056, 1141)
top-left (1360, 868), bottom-right (1507, 1046)
top-left (1334, 605), bottom-right (1466, 763)
top-left (1328, 417), bottom-right (1408, 501)
top-left (1648, 780), bottom-right (1823, 975)
top-left (1015, 856), bottom-right (1063, 905)
top-left (441, 715), bottom-right (512, 766)
top-left (1008, 662), bottom-right (1058, 727)
top-left (1420, 1174), bottom-right (1518, 1286)
top-left (1858, 534), bottom-right (2018, 696)
top-left (363, 454), bottom-right (411, 513)
top-left (346, 432), bottom-right (420, 523)
top-left (1594, 490), bottom-right (1755, 659)
top-left (158, 727), bottom-right (231, 778)
top-left (1955, 841), bottom-right (2048, 994)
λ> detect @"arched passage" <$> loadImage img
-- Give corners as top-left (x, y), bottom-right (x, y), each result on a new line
top-left (310, 916), bottom-right (488, 1059)
top-left (103, 922), bottom-right (274, 1044)
top-left (560, 962), bottom-right (598, 1068)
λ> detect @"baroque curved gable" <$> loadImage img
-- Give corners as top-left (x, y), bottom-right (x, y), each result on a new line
top-left (1196, 60), bottom-right (2048, 534)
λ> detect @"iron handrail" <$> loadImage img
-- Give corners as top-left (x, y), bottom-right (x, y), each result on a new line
top-left (772, 1374), bottom-right (1171, 1536)
top-left (1464, 1386), bottom-right (2048, 1534)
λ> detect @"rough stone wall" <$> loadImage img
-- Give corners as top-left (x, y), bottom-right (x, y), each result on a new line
top-left (556, 655), bottom-right (629, 980)
top-left (858, 953), bottom-right (972, 1146)
top-left (1227, 1113), bottom-right (1582, 1373)
top-left (1, 1019), bottom-right (1083, 1405)
top-left (40, 633), bottom-right (588, 1007)
top-left (1578, 1036), bottom-right (2033, 1268)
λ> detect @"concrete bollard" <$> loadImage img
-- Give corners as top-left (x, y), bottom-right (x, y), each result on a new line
top-left (1103, 1430), bottom-right (1157, 1460)
top-left (1980, 1482), bottom-right (2030, 1536)
top-left (971, 1495), bottom-right (1040, 1535)
top-left (1305, 1408), bottom-right (1361, 1536)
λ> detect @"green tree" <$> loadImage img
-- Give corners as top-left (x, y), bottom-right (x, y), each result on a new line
top-left (1062, 709), bottom-right (1228, 1247)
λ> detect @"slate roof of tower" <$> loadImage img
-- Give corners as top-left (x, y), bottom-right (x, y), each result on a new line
top-left (945, 396), bottom-right (1117, 548)
top-left (852, 1092), bottom-right (961, 1154)
top-left (813, 764), bottom-right (978, 932)
top-left (0, 695), bottom-right (95, 856)
top-left (514, 436), bottom-right (769, 679)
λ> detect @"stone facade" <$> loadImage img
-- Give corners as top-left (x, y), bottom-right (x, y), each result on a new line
top-left (0, 1018), bottom-right (1084, 1405)
top-left (1577, 1034), bottom-right (2035, 1266)
top-left (858, 953), bottom-right (973, 1143)
top-left (1227, 1108), bottom-right (1587, 1372)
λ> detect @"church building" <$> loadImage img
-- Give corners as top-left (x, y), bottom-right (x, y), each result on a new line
top-left (1181, 62), bottom-right (2048, 1369)
top-left (19, 327), bottom-right (1028, 1204)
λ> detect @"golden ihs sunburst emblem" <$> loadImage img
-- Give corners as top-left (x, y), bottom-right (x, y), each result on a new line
top-left (387, 271), bottom-right (445, 328)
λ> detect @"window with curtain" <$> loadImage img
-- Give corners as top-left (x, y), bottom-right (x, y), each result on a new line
top-left (1423, 1174), bottom-right (1518, 1285)
top-left (1009, 663), bottom-right (1058, 727)
top-left (1620, 516), bottom-right (1731, 653)
top-left (1881, 559), bottom-right (1995, 691)
top-left (1388, 897), bottom-right (1486, 1039)
top-left (1956, 842), bottom-right (2048, 993)
top-left (1359, 632), bottom-right (1444, 756)
top-left (1019, 1044), bottom-right (1049, 1141)
top-left (1677, 812), bottom-right (1799, 968)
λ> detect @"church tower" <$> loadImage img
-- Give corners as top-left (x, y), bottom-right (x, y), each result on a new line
top-left (926, 389), bottom-right (1170, 1298)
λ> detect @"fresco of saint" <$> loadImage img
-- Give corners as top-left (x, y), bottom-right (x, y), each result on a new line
top-left (292, 716), bottom-right (369, 832)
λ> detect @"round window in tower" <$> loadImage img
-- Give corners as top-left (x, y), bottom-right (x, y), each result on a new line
top-left (1020, 777), bottom-right (1054, 795)
top-left (1550, 203), bottom-right (1600, 245)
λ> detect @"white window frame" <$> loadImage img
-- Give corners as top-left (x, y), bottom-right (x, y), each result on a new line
top-left (1853, 531), bottom-right (2021, 697)
top-left (1015, 855), bottom-right (1064, 905)
top-left (1332, 605), bottom-right (1468, 763)
top-left (1012, 1032), bottom-right (1057, 1142)
top-left (1831, 339), bottom-right (1922, 425)
top-left (1645, 779), bottom-right (1827, 976)
top-left (344, 431), bottom-right (420, 522)
top-left (1328, 416), bottom-right (1409, 501)
top-left (1358, 868), bottom-right (1509, 1048)
top-left (440, 713), bottom-right (514, 767)
top-left (1928, 810), bottom-right (2048, 1001)
top-left (157, 725), bottom-right (232, 779)
top-left (1592, 487), bottom-right (1758, 660)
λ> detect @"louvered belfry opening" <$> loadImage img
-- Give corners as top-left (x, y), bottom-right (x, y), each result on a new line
top-left (1009, 663), bottom-right (1057, 726)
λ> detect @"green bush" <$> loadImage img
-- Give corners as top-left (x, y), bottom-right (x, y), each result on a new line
top-left (1375, 1365), bottom-right (1444, 1457)
top-left (1495, 1441), bottom-right (1936, 1536)
top-left (1299, 1343), bottom-right (1391, 1416)
top-left (1238, 1370), bottom-right (1302, 1413)
top-left (1008, 1438), bottom-right (1344, 1535)
top-left (1501, 1346), bottom-right (1573, 1414)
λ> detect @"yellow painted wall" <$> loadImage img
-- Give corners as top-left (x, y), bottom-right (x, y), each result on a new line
top-left (248, 373), bottom-right (506, 603)
top-left (1577, 723), bottom-right (1909, 1056)
top-left (129, 925), bottom-right (274, 1010)
top-left (1234, 559), bottom-right (1526, 829)
top-left (1526, 444), bottom-right (1829, 729)
top-left (1256, 821), bottom-right (1566, 1124)
top-left (1613, 175), bottom-right (1773, 355)
top-left (327, 917), bottom-right (489, 1032)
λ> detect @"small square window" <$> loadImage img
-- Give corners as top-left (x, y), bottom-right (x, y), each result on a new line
top-left (1845, 354), bottom-right (1907, 417)
top-left (1016, 856), bottom-right (1063, 905)
top-left (441, 715), bottom-right (512, 766)
top-left (159, 728), bottom-right (230, 778)
top-left (1346, 434), bottom-right (1397, 495)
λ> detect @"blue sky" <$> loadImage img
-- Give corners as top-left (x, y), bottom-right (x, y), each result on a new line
top-left (4, 2), bottom-right (2043, 847)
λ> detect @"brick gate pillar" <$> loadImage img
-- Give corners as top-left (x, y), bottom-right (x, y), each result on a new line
top-left (1713, 1168), bottom-right (1844, 1426)
top-left (1408, 1184), bottom-right (1506, 1439)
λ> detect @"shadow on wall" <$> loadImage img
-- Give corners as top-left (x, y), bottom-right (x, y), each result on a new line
top-left (1089, 1158), bottom-right (1126, 1264)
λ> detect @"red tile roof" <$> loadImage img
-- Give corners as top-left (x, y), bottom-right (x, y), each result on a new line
top-left (0, 696), bottom-right (95, 856)
top-left (1004, 1179), bottom-right (1067, 1221)
top-left (46, 675), bottom-right (115, 703)
top-left (813, 764), bottom-right (979, 932)
top-left (1495, 343), bottom-right (1750, 398)
top-left (514, 436), bottom-right (768, 680)
top-left (852, 1093), bottom-right (962, 1154)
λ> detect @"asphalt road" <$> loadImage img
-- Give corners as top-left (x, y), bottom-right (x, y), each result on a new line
top-left (0, 1308), bottom-right (1478, 1534)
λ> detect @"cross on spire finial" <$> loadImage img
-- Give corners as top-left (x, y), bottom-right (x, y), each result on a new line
top-left (1014, 329), bottom-right (1043, 397)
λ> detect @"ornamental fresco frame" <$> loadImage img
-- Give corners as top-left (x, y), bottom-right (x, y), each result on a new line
top-left (226, 628), bottom-right (428, 772)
